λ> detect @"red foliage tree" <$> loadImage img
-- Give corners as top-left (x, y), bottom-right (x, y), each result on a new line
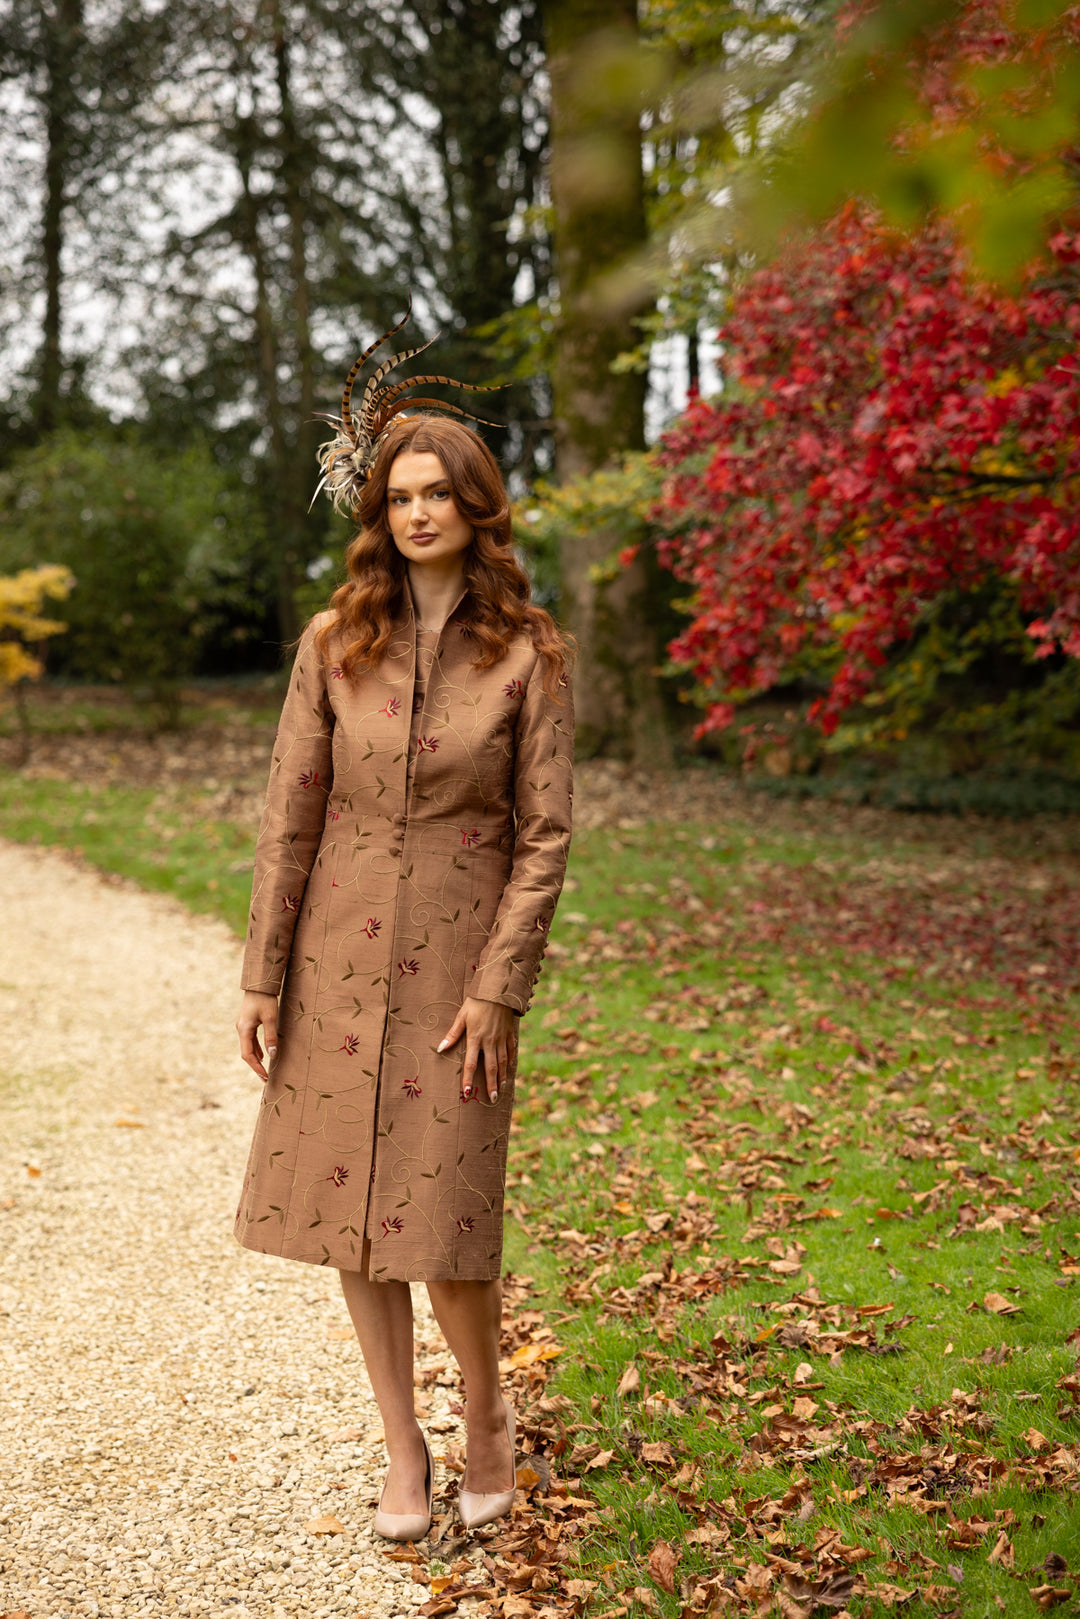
top-left (654, 206), bottom-right (1080, 735)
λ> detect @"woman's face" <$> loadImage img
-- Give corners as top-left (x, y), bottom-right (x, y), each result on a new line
top-left (386, 451), bottom-right (472, 567)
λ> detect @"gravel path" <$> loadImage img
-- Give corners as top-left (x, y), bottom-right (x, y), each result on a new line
top-left (0, 840), bottom-right (470, 1619)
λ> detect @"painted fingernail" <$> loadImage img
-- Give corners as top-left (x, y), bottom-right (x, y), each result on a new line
top-left (489, 1089), bottom-right (498, 1103)
top-left (463, 1085), bottom-right (472, 1099)
top-left (437, 1038), bottom-right (449, 1052)
top-left (268, 1047), bottom-right (277, 1058)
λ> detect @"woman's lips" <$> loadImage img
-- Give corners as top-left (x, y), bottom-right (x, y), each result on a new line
top-left (409, 531), bottom-right (437, 544)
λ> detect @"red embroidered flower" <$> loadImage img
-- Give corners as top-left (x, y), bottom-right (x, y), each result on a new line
top-left (416, 735), bottom-right (439, 754)
top-left (397, 958), bottom-right (420, 978)
top-left (281, 894), bottom-right (300, 913)
top-left (362, 917), bottom-right (382, 939)
top-left (381, 697), bottom-right (402, 717)
top-left (331, 664), bottom-right (344, 679)
top-left (340, 1034), bottom-right (360, 1055)
top-left (381, 1216), bottom-right (404, 1236)
top-left (328, 1165), bottom-right (349, 1187)
top-left (503, 678), bottom-right (525, 699)
top-left (456, 1216), bottom-right (475, 1235)
top-left (299, 769), bottom-right (320, 788)
top-left (534, 915), bottom-right (549, 932)
top-left (327, 808), bottom-right (340, 821)
top-left (461, 828), bottom-right (480, 848)
top-left (403, 1075), bottom-right (422, 1098)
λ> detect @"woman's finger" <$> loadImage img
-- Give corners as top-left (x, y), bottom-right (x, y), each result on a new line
top-left (238, 1022), bottom-right (268, 1082)
top-left (484, 1037), bottom-right (499, 1103)
top-left (461, 1037), bottom-right (479, 1100)
top-left (438, 1007), bottom-right (467, 1054)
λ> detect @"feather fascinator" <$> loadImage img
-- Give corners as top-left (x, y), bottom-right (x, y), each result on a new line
top-left (313, 300), bottom-right (502, 516)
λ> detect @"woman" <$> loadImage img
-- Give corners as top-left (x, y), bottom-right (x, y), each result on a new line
top-left (234, 347), bottom-right (573, 1544)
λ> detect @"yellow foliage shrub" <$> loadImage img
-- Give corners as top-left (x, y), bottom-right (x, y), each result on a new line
top-left (0, 564), bottom-right (75, 695)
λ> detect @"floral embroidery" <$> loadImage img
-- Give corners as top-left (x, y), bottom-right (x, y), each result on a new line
top-left (362, 917), bottom-right (382, 939)
top-left (327, 1165), bottom-right (349, 1187)
top-left (456, 1216), bottom-right (475, 1235)
top-left (382, 1216), bottom-right (404, 1236)
top-left (416, 735), bottom-right (439, 754)
top-left (331, 663), bottom-right (344, 679)
top-left (503, 678), bottom-right (525, 699)
top-left (281, 894), bottom-right (300, 913)
top-left (299, 769), bottom-right (320, 788)
top-left (327, 808), bottom-right (341, 821)
top-left (461, 828), bottom-right (481, 848)
top-left (403, 1075), bottom-right (422, 1098)
top-left (340, 1034), bottom-right (360, 1055)
top-left (397, 958), bottom-right (420, 978)
top-left (534, 915), bottom-right (549, 932)
top-left (381, 697), bottom-right (401, 718)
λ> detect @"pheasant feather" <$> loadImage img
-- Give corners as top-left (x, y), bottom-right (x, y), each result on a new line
top-left (313, 303), bottom-right (503, 516)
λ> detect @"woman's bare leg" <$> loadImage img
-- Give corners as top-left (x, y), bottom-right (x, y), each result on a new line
top-left (339, 1265), bottom-right (429, 1515)
top-left (426, 1279), bottom-right (514, 1494)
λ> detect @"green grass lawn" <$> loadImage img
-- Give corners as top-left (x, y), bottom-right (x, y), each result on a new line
top-left (1, 779), bottom-right (1077, 1615)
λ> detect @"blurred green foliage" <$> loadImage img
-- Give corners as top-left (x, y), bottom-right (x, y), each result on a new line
top-left (0, 429), bottom-right (266, 725)
top-left (514, 452), bottom-right (662, 609)
top-left (739, 0), bottom-right (1080, 284)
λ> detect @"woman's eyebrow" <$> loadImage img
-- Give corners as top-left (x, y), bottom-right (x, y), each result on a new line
top-left (386, 481), bottom-right (451, 494)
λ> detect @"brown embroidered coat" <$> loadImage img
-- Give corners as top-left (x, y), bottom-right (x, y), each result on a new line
top-left (234, 593), bottom-right (574, 1281)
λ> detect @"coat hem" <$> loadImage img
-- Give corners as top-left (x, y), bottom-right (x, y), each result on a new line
top-left (234, 1224), bottom-right (503, 1281)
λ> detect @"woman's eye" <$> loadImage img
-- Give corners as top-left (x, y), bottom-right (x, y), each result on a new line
top-left (433, 489), bottom-right (450, 501)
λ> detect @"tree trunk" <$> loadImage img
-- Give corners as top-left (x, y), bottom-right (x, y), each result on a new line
top-left (273, 10), bottom-right (317, 644)
top-left (37, 0), bottom-right (83, 434)
top-left (236, 125), bottom-right (297, 645)
top-left (542, 0), bottom-right (671, 765)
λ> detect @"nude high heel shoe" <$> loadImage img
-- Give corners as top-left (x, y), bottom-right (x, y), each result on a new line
top-left (458, 1397), bottom-right (517, 1532)
top-left (374, 1434), bottom-right (434, 1542)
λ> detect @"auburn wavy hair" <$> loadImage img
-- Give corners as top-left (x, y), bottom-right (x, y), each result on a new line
top-left (315, 415), bottom-right (570, 694)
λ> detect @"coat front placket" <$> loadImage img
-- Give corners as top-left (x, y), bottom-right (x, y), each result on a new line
top-left (321, 610), bottom-right (420, 1252)
top-left (363, 604), bottom-right (510, 1279)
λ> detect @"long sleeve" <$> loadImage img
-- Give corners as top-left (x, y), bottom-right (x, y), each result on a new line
top-left (241, 620), bottom-right (334, 994)
top-left (467, 657), bottom-right (574, 1013)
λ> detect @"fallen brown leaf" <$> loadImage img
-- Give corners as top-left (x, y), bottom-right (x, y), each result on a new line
top-left (326, 1325), bottom-right (355, 1341)
top-left (327, 1426), bottom-right (365, 1442)
top-left (616, 1362), bottom-right (641, 1397)
top-left (640, 1441), bottom-right (676, 1466)
top-left (629, 1585), bottom-right (660, 1614)
top-left (1029, 1587), bottom-right (1071, 1611)
top-left (987, 1530), bottom-right (1013, 1568)
top-left (983, 1291), bottom-right (1021, 1316)
top-left (304, 1514), bottom-right (346, 1535)
top-left (507, 1341), bottom-right (562, 1368)
top-left (647, 1539), bottom-right (680, 1594)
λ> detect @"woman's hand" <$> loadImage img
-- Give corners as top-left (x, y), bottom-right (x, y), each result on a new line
top-left (438, 996), bottom-right (518, 1103)
top-left (236, 991), bottom-right (280, 1082)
